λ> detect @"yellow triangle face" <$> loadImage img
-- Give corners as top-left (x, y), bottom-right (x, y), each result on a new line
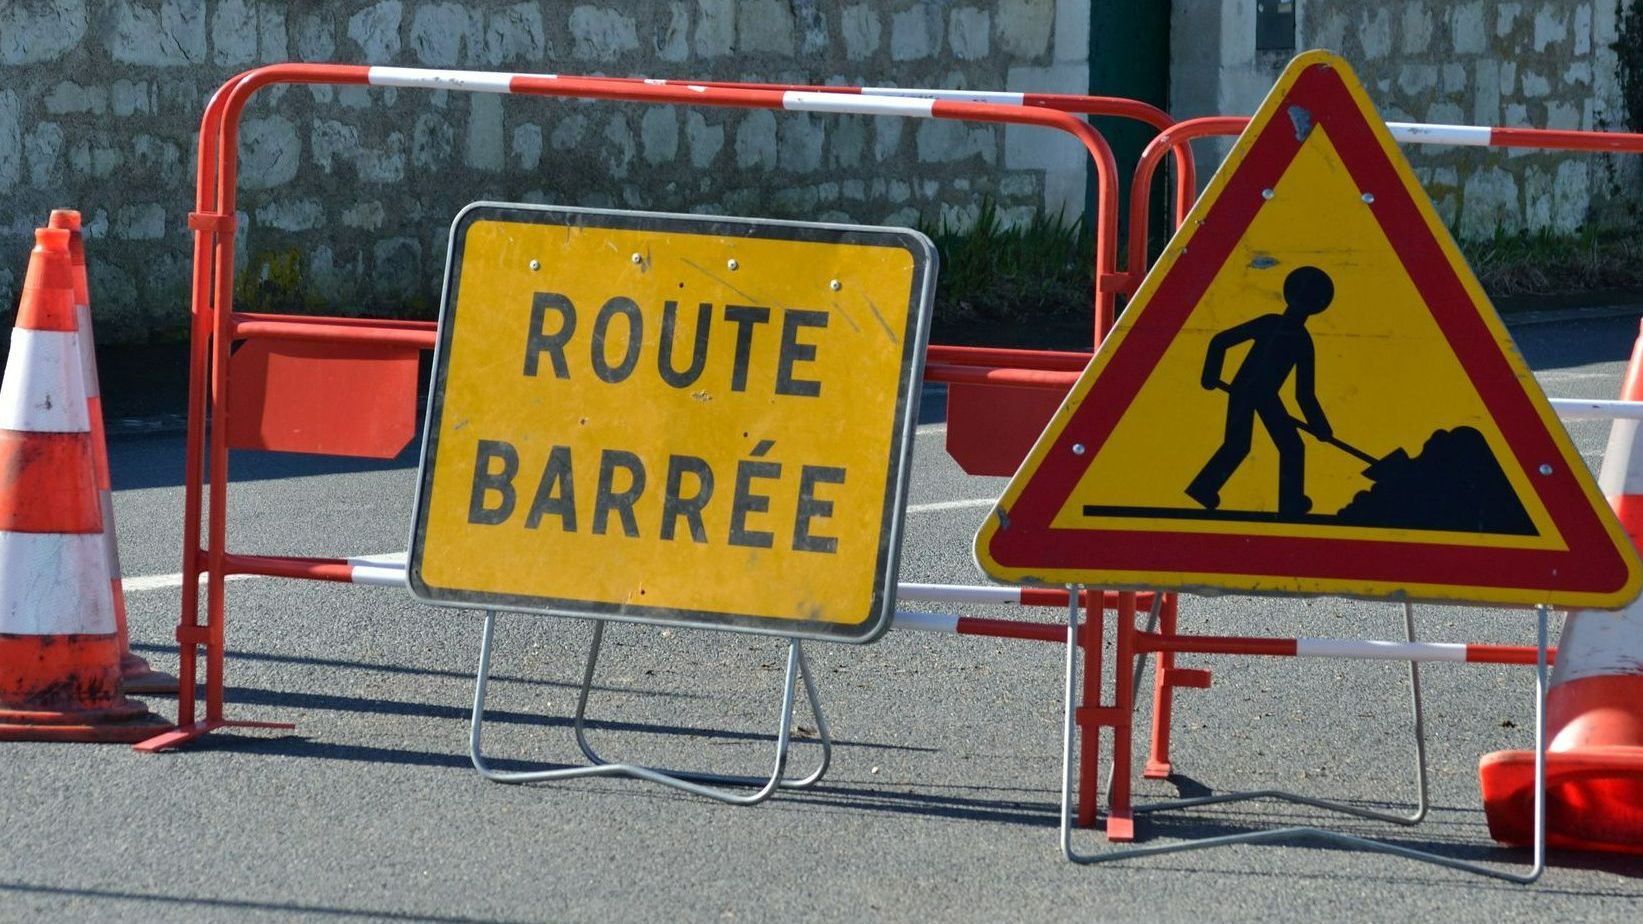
top-left (973, 50), bottom-right (1641, 609)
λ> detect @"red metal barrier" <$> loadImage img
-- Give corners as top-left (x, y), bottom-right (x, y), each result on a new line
top-left (141, 64), bottom-right (1136, 753)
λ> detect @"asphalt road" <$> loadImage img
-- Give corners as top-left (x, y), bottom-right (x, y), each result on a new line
top-left (5, 310), bottom-right (1643, 922)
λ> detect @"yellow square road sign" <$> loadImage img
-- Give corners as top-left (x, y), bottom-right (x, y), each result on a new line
top-left (409, 204), bottom-right (935, 642)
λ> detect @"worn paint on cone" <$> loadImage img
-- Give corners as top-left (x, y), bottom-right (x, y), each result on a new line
top-left (0, 227), bottom-right (170, 742)
top-left (48, 209), bottom-right (176, 695)
top-left (1479, 319), bottom-right (1643, 855)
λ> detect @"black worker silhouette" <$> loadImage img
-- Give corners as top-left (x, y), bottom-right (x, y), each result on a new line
top-left (1186, 265), bottom-right (1335, 516)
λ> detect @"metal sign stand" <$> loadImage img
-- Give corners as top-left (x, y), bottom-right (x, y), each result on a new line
top-left (1058, 587), bottom-right (1548, 883)
top-left (469, 611), bottom-right (832, 805)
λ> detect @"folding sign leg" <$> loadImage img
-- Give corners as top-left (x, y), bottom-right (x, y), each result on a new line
top-left (468, 611), bottom-right (830, 806)
top-left (1058, 591), bottom-right (1549, 885)
top-left (571, 619), bottom-right (832, 791)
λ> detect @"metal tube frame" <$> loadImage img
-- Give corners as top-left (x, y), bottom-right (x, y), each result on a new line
top-left (153, 62), bottom-right (1129, 751)
top-left (470, 611), bottom-right (830, 805)
top-left (1059, 588), bottom-right (1548, 884)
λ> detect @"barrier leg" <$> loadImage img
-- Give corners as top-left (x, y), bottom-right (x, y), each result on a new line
top-left (571, 620), bottom-right (831, 790)
top-left (1075, 587), bottom-right (1103, 829)
top-left (1060, 600), bottom-right (1546, 885)
top-left (469, 611), bottom-right (829, 805)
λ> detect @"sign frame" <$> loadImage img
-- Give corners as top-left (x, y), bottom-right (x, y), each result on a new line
top-left (973, 50), bottom-right (1641, 610)
top-left (408, 202), bottom-right (936, 643)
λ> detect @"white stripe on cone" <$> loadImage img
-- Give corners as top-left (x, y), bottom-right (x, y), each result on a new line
top-left (0, 329), bottom-right (91, 432)
top-left (0, 531), bottom-right (115, 635)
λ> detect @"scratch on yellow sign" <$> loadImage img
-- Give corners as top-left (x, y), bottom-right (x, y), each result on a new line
top-left (410, 205), bottom-right (934, 642)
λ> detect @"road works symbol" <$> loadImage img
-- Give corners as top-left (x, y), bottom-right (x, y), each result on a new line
top-left (974, 50), bottom-right (1641, 608)
top-left (410, 204), bottom-right (934, 642)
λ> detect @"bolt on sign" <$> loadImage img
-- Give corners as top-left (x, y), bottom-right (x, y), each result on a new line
top-left (409, 204), bottom-right (935, 642)
top-left (975, 50), bottom-right (1642, 609)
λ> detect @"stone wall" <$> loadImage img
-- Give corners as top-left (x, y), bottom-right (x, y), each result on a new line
top-left (0, 0), bottom-right (1092, 343)
top-left (1170, 0), bottom-right (1639, 242)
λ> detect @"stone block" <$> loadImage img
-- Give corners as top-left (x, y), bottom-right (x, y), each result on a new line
top-left (550, 113), bottom-right (589, 151)
top-left (891, 5), bottom-right (939, 61)
top-left (413, 3), bottom-right (479, 66)
top-left (1055, 0), bottom-right (1088, 62)
top-left (1401, 3), bottom-right (1433, 53)
top-left (1459, 165), bottom-right (1520, 238)
top-left (1360, 7), bottom-right (1394, 58)
top-left (341, 202), bottom-right (386, 231)
top-left (696, 0), bottom-right (735, 56)
top-left (602, 115), bottom-right (635, 179)
top-left (1397, 63), bottom-right (1438, 96)
top-left (259, 4), bottom-right (288, 58)
top-left (779, 114), bottom-right (824, 173)
top-left (1550, 160), bottom-right (1588, 232)
top-left (111, 80), bottom-right (152, 117)
top-left (513, 123), bottom-right (543, 170)
top-left (255, 199), bottom-right (325, 233)
top-left (241, 116), bottom-right (301, 189)
top-left (841, 4), bottom-right (880, 60)
top-left (1563, 61), bottom-right (1592, 86)
top-left (735, 109), bottom-right (778, 169)
top-left (358, 133), bottom-right (407, 183)
top-left (466, 93), bottom-right (504, 172)
top-left (348, 1), bottom-right (403, 60)
top-left (1427, 101), bottom-right (1465, 125)
top-left (1520, 70), bottom-right (1550, 97)
top-left (297, 10), bottom-right (335, 60)
top-left (310, 120), bottom-right (359, 173)
top-left (114, 204), bottom-right (167, 241)
top-left (829, 116), bottom-right (866, 169)
top-left (1450, 2), bottom-right (1485, 54)
top-left (1473, 61), bottom-right (1501, 124)
top-left (1573, 3), bottom-right (1592, 56)
top-left (0, 1), bottom-right (87, 65)
top-left (686, 112), bottom-right (725, 168)
top-left (23, 122), bottom-right (63, 187)
top-left (1441, 64), bottom-right (1467, 94)
top-left (1532, 3), bottom-right (1567, 52)
top-left (1497, 2), bottom-right (1521, 37)
top-left (571, 6), bottom-right (639, 59)
top-left (1544, 100), bottom-right (1580, 130)
top-left (996, 0), bottom-right (1053, 58)
top-left (873, 116), bottom-right (903, 161)
top-left (44, 82), bottom-right (107, 116)
top-left (212, 0), bottom-right (258, 65)
top-left (656, 3), bottom-right (690, 62)
top-left (794, 0), bottom-right (828, 54)
top-left (131, 134), bottom-right (182, 181)
top-left (738, 0), bottom-right (794, 54)
top-left (414, 113), bottom-right (455, 170)
top-left (372, 237), bottom-right (422, 299)
top-left (641, 108), bottom-right (680, 165)
top-left (109, 0), bottom-right (207, 65)
top-left (486, 3), bottom-right (546, 64)
top-left (949, 7), bottom-right (990, 61)
top-left (916, 120), bottom-right (995, 165)
top-left (888, 179), bottom-right (911, 203)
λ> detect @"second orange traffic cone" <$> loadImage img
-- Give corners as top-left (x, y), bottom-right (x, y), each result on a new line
top-left (1479, 321), bottom-right (1643, 854)
top-left (0, 227), bottom-right (170, 742)
top-left (48, 209), bottom-right (177, 695)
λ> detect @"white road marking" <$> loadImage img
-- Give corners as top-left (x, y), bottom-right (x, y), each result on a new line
top-left (119, 500), bottom-right (1000, 592)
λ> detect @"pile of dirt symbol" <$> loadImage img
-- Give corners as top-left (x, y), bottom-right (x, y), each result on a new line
top-left (1333, 426), bottom-right (1534, 535)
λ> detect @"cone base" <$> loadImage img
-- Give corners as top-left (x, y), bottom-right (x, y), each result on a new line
top-left (0, 698), bottom-right (173, 743)
top-left (1479, 746), bottom-right (1643, 855)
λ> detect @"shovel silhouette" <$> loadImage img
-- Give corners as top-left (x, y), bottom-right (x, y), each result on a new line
top-left (1211, 381), bottom-right (1409, 480)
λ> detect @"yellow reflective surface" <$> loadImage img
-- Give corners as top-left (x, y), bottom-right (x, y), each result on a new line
top-left (412, 209), bottom-right (929, 639)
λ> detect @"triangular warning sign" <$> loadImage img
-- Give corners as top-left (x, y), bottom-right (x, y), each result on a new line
top-left (974, 50), bottom-right (1641, 608)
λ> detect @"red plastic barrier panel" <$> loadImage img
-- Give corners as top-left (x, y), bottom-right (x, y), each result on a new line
top-left (226, 338), bottom-right (419, 458)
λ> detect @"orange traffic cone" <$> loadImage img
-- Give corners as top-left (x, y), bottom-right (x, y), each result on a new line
top-left (48, 209), bottom-right (177, 695)
top-left (0, 227), bottom-right (170, 742)
top-left (1479, 321), bottom-right (1643, 854)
